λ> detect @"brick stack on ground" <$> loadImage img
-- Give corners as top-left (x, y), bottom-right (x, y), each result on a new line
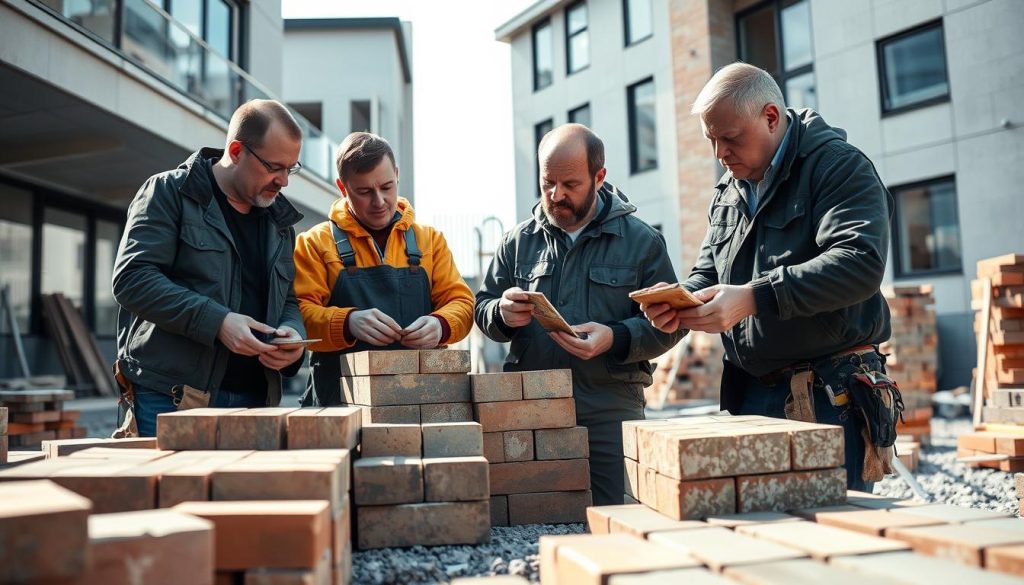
top-left (957, 430), bottom-right (1024, 473)
top-left (972, 254), bottom-right (1024, 424)
top-left (471, 368), bottom-right (592, 526)
top-left (0, 389), bottom-right (85, 449)
top-left (622, 415), bottom-right (847, 519)
top-left (882, 284), bottom-right (938, 445)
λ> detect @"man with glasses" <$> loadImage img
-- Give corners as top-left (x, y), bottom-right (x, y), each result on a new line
top-left (112, 99), bottom-right (308, 436)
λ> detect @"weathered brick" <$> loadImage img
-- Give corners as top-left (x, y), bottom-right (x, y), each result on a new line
top-left (649, 526), bottom-right (805, 572)
top-left (159, 451), bottom-right (252, 508)
top-left (788, 422), bottom-right (844, 470)
top-left (362, 405), bottom-right (420, 424)
top-left (45, 462), bottom-right (157, 513)
top-left (508, 490), bottom-right (592, 525)
top-left (360, 423), bottom-right (421, 457)
top-left (173, 500), bottom-right (331, 570)
top-left (655, 474), bottom-right (736, 520)
top-left (342, 374), bottom-right (470, 406)
top-left (352, 456), bottom-right (423, 505)
top-left (503, 430), bottom-right (534, 462)
top-left (419, 349), bottom-right (471, 373)
top-left (534, 426), bottom-right (589, 460)
top-left (483, 431), bottom-right (505, 463)
top-left (217, 408), bottom-right (297, 450)
top-left (474, 398), bottom-right (576, 432)
top-left (423, 456), bottom-right (489, 502)
top-left (286, 407), bottom-right (362, 450)
top-left (420, 402), bottom-right (474, 423)
top-left (470, 372), bottom-right (523, 403)
top-left (736, 468), bottom-right (845, 513)
top-left (553, 534), bottom-right (701, 584)
top-left (157, 408), bottom-right (245, 450)
top-left (0, 480), bottom-right (90, 583)
top-left (42, 437), bottom-right (160, 458)
top-left (886, 524), bottom-right (1024, 567)
top-left (731, 428), bottom-right (791, 475)
top-left (623, 420), bottom-right (674, 462)
top-left (489, 459), bottom-right (590, 495)
top-left (624, 458), bottom-right (639, 500)
top-left (339, 350), bottom-right (419, 375)
top-left (491, 495), bottom-right (509, 527)
top-left (651, 430), bottom-right (740, 480)
top-left (736, 521), bottom-right (909, 559)
top-left (703, 511), bottom-right (803, 528)
top-left (588, 503), bottom-right (705, 537)
top-left (422, 422), bottom-right (483, 458)
top-left (357, 501), bottom-right (489, 549)
top-left (794, 505), bottom-right (943, 536)
top-left (521, 369), bottom-right (573, 399)
top-left (212, 461), bottom-right (346, 513)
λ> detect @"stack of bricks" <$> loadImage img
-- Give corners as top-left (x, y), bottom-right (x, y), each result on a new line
top-left (882, 285), bottom-right (938, 444)
top-left (622, 415), bottom-right (846, 519)
top-left (471, 368), bottom-right (593, 526)
top-left (352, 421), bottom-right (490, 549)
top-left (957, 431), bottom-right (1024, 472)
top-left (0, 389), bottom-right (85, 448)
top-left (339, 349), bottom-right (474, 424)
top-left (647, 332), bottom-right (725, 406)
top-left (973, 254), bottom-right (1024, 424)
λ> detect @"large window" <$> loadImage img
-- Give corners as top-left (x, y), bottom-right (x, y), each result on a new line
top-left (0, 186), bottom-right (34, 335)
top-left (532, 19), bottom-right (554, 91)
top-left (534, 118), bottom-right (554, 198)
top-left (877, 21), bottom-right (949, 115)
top-left (737, 0), bottom-right (816, 110)
top-left (569, 103), bottom-right (591, 128)
top-left (168, 0), bottom-right (237, 60)
top-left (624, 0), bottom-right (653, 46)
top-left (566, 1), bottom-right (590, 75)
top-left (94, 221), bottom-right (122, 337)
top-left (891, 176), bottom-right (962, 277)
top-left (628, 78), bottom-right (657, 174)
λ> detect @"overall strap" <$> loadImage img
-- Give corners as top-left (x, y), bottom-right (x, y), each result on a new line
top-left (330, 221), bottom-right (358, 273)
top-left (404, 226), bottom-right (422, 272)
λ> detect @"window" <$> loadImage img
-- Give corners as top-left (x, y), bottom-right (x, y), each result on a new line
top-left (351, 100), bottom-right (372, 133)
top-left (878, 21), bottom-right (949, 114)
top-left (628, 78), bottom-right (657, 173)
top-left (624, 0), bottom-right (653, 46)
top-left (290, 102), bottom-right (323, 132)
top-left (42, 208), bottom-right (87, 313)
top-left (532, 19), bottom-right (554, 91)
top-left (891, 176), bottom-right (962, 276)
top-left (0, 186), bottom-right (33, 335)
top-left (94, 221), bottom-right (122, 337)
top-left (566, 2), bottom-right (589, 75)
top-left (737, 0), bottom-right (816, 109)
top-left (534, 118), bottom-right (554, 198)
top-left (168, 0), bottom-right (237, 60)
top-left (569, 103), bottom-right (591, 127)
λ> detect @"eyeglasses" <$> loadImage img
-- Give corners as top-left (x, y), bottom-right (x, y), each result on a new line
top-left (241, 142), bottom-right (302, 176)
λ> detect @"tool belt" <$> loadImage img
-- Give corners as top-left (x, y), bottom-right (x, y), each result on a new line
top-left (111, 360), bottom-right (210, 439)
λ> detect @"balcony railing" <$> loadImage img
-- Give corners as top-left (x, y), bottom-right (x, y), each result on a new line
top-left (33, 0), bottom-right (335, 182)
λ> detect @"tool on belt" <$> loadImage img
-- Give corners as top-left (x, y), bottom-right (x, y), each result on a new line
top-left (110, 360), bottom-right (209, 438)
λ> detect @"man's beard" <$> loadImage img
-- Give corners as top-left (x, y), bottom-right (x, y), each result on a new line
top-left (252, 188), bottom-right (279, 208)
top-left (543, 179), bottom-right (597, 230)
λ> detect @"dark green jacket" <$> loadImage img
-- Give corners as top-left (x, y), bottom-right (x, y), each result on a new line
top-left (685, 108), bottom-right (893, 389)
top-left (475, 185), bottom-right (683, 423)
top-left (112, 148), bottom-right (305, 405)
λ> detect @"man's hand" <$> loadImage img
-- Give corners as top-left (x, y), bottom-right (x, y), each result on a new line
top-left (640, 301), bottom-right (683, 334)
top-left (499, 287), bottom-right (534, 328)
top-left (401, 316), bottom-right (443, 349)
top-left (348, 308), bottom-right (402, 346)
top-left (258, 325), bottom-right (305, 370)
top-left (549, 322), bottom-right (613, 360)
top-left (217, 312), bottom-right (276, 356)
top-left (675, 284), bottom-right (757, 334)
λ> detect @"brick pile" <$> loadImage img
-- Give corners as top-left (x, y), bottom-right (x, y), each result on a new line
top-left (471, 368), bottom-right (592, 526)
top-left (647, 332), bottom-right (725, 406)
top-left (972, 254), bottom-right (1024, 424)
top-left (957, 431), bottom-right (1024, 473)
top-left (882, 285), bottom-right (938, 443)
top-left (0, 389), bottom-right (86, 448)
top-left (622, 415), bottom-right (846, 519)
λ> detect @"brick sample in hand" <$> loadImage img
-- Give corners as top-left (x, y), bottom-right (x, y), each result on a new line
top-left (357, 500), bottom-right (490, 549)
top-left (360, 423), bottom-right (422, 457)
top-left (0, 479), bottom-right (91, 583)
top-left (423, 456), bottom-right (489, 502)
top-left (648, 526), bottom-right (806, 572)
top-left (286, 407), bottom-right (362, 450)
top-left (419, 349), bottom-right (471, 373)
top-left (352, 456), bottom-right (423, 505)
top-left (217, 408), bottom-right (297, 450)
top-left (507, 490), bottom-right (592, 525)
top-left (535, 426), bottom-right (589, 460)
top-left (470, 372), bottom-right (523, 403)
top-left (474, 398), bottom-right (576, 432)
top-left (521, 369), bottom-right (573, 399)
top-left (157, 408), bottom-right (245, 450)
top-left (421, 422), bottom-right (483, 458)
top-left (342, 374), bottom-right (471, 406)
top-left (340, 349), bottom-right (419, 376)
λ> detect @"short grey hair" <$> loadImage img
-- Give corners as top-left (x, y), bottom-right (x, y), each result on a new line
top-left (691, 62), bottom-right (786, 118)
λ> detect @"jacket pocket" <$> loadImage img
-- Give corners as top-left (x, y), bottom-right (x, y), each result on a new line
top-left (587, 265), bottom-right (638, 320)
top-left (514, 261), bottom-right (554, 291)
top-left (762, 197), bottom-right (810, 267)
top-left (176, 223), bottom-right (230, 300)
top-left (709, 198), bottom-right (742, 245)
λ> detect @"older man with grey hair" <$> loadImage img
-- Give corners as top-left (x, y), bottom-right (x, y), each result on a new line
top-left (640, 62), bottom-right (900, 491)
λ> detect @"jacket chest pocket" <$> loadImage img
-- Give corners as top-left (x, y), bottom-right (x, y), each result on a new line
top-left (587, 265), bottom-right (639, 319)
top-left (761, 197), bottom-right (809, 267)
top-left (177, 224), bottom-right (229, 297)
top-left (709, 198), bottom-right (744, 277)
top-left (514, 261), bottom-right (554, 292)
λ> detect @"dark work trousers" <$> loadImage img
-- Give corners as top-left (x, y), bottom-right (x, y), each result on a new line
top-left (580, 407), bottom-right (645, 506)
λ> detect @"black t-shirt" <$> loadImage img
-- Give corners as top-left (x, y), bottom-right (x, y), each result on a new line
top-left (210, 166), bottom-right (268, 397)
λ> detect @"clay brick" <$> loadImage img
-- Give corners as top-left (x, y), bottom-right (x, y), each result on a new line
top-left (623, 420), bottom-right (674, 462)
top-left (64, 446), bottom-right (168, 461)
top-left (891, 502), bottom-right (1012, 523)
top-left (794, 505), bottom-right (943, 536)
top-left (724, 559), bottom-right (897, 585)
top-left (491, 495), bottom-right (509, 527)
top-left (731, 428), bottom-right (791, 475)
top-left (360, 423), bottom-right (422, 457)
top-left (362, 405), bottom-right (420, 424)
top-left (736, 521), bottom-right (909, 559)
top-left (217, 408), bottom-right (296, 450)
top-left (886, 524), bottom-right (1024, 567)
top-left (352, 456), bottom-right (423, 505)
top-left (508, 490), bottom-right (592, 525)
top-left (736, 468), bottom-right (846, 513)
top-left (606, 568), bottom-right (735, 584)
top-left (587, 504), bottom-right (637, 534)
top-left (649, 526), bottom-right (805, 572)
top-left (80, 509), bottom-right (214, 585)
top-left (521, 369), bottom-right (573, 399)
top-left (244, 558), bottom-right (330, 585)
top-left (0, 480), bottom-right (90, 583)
top-left (420, 402), bottom-right (474, 423)
top-left (624, 458), bottom-right (639, 500)
top-left (959, 431), bottom-right (999, 453)
top-left (357, 501), bottom-right (489, 549)
top-left (286, 407), bottom-right (362, 450)
top-left (650, 430), bottom-right (740, 480)
top-left (212, 461), bottom-right (347, 513)
top-left (47, 462), bottom-right (158, 513)
top-left (552, 534), bottom-right (701, 584)
top-left (655, 474), bottom-right (736, 520)
top-left (489, 459), bottom-right (590, 495)
top-left (539, 534), bottom-right (604, 584)
top-left (830, 550), bottom-right (1023, 585)
top-left (157, 408), bottom-right (245, 450)
top-left (159, 451), bottom-right (252, 508)
top-left (42, 437), bottom-right (159, 458)
top-left (470, 372), bottom-right (523, 403)
top-left (342, 374), bottom-right (470, 405)
top-left (638, 464), bottom-right (658, 507)
top-left (474, 398), bottom-right (576, 432)
top-left (704, 511), bottom-right (803, 528)
top-left (339, 350), bottom-right (419, 375)
top-left (419, 349), bottom-right (471, 373)
top-left (968, 518), bottom-right (1024, 534)
top-left (422, 422), bottom-right (484, 458)
top-left (589, 504), bottom-right (705, 537)
top-left (483, 431), bottom-right (505, 463)
top-left (503, 430), bottom-right (534, 462)
top-left (535, 426), bottom-right (589, 460)
top-left (173, 500), bottom-right (331, 570)
top-left (423, 456), bottom-right (489, 501)
top-left (987, 545), bottom-right (1024, 577)
top-left (788, 422), bottom-right (844, 470)
top-left (332, 495), bottom-right (350, 566)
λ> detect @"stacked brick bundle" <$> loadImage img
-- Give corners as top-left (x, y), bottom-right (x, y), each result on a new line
top-left (882, 285), bottom-right (938, 443)
top-left (647, 332), bottom-right (725, 406)
top-left (352, 421), bottom-right (490, 549)
top-left (471, 369), bottom-right (592, 526)
top-left (957, 431), bottom-right (1024, 472)
top-left (339, 349), bottom-right (474, 424)
top-left (622, 415), bottom-right (846, 519)
top-left (0, 389), bottom-right (86, 448)
top-left (972, 254), bottom-right (1024, 424)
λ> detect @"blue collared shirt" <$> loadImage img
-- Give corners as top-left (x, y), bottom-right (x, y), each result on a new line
top-left (740, 111), bottom-right (795, 215)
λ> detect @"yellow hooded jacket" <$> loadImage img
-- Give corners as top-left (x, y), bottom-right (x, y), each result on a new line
top-left (293, 197), bottom-right (474, 353)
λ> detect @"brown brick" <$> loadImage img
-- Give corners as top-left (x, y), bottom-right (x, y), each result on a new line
top-left (342, 374), bottom-right (470, 406)
top-left (420, 402), bottom-right (474, 423)
top-left (483, 432), bottom-right (505, 463)
top-left (159, 451), bottom-right (252, 508)
top-left (887, 524), bottom-right (1024, 567)
top-left (362, 405), bottom-right (420, 424)
top-left (553, 534), bottom-right (701, 584)
top-left (489, 459), bottom-right (590, 494)
top-left (503, 430), bottom-right (534, 462)
top-left (650, 526), bottom-right (805, 572)
top-left (157, 408), bottom-right (245, 450)
top-left (470, 372), bottom-right (523, 403)
top-left (0, 480), bottom-right (90, 582)
top-left (794, 506), bottom-right (944, 536)
top-left (339, 350), bottom-right (419, 375)
top-left (42, 437), bottom-right (159, 458)
top-left (704, 511), bottom-right (803, 528)
top-left (217, 408), bottom-right (297, 450)
top-left (332, 495), bottom-right (350, 566)
top-left (419, 349), bottom-right (471, 373)
top-left (357, 501), bottom-right (489, 549)
top-left (360, 423), bottom-right (422, 457)
top-left (286, 407), bottom-right (362, 450)
top-left (736, 468), bottom-right (846, 513)
top-left (589, 503), bottom-right (705, 537)
top-left (212, 461), bottom-right (347, 513)
top-left (491, 495), bottom-right (509, 527)
top-left (424, 456), bottom-right (489, 501)
top-left (655, 474), bottom-right (736, 520)
top-left (788, 422), bottom-right (844, 470)
top-left (352, 456), bottom-right (423, 505)
top-left (0, 435), bottom-right (6, 464)
top-left (736, 521), bottom-right (909, 559)
top-left (521, 369), bottom-right (573, 399)
top-left (422, 422), bottom-right (483, 458)
top-left (987, 544), bottom-right (1024, 577)
top-left (45, 462), bottom-right (158, 513)
top-left (508, 490), bottom-right (592, 525)
top-left (535, 426), bottom-right (589, 460)
top-left (624, 458), bottom-right (639, 500)
top-left (173, 500), bottom-right (331, 570)
top-left (474, 398), bottom-right (576, 432)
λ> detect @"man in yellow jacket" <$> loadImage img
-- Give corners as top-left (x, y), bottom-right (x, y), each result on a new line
top-left (294, 132), bottom-right (474, 405)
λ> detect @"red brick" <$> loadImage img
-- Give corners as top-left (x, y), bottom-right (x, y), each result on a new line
top-left (342, 374), bottom-right (470, 406)
top-left (553, 534), bottom-right (701, 584)
top-left (474, 398), bottom-right (576, 432)
top-left (503, 430), bottom-right (535, 462)
top-left (470, 372), bottom-right (523, 402)
top-left (521, 369), bottom-right (573, 399)
top-left (483, 431), bottom-right (505, 463)
top-left (0, 480), bottom-right (90, 582)
top-left (736, 521), bottom-right (909, 559)
top-left (157, 408), bottom-right (245, 450)
top-left (422, 422), bottom-right (484, 458)
top-left (886, 524), bottom-right (1024, 567)
top-left (655, 475), bottom-right (736, 520)
top-left (489, 459), bottom-right (590, 494)
top-left (507, 490), bottom-right (592, 525)
top-left (357, 501), bottom-right (490, 549)
top-left (217, 408), bottom-right (298, 450)
top-left (362, 405), bottom-right (420, 424)
top-left (424, 456), bottom-right (490, 502)
top-left (159, 451), bottom-right (252, 508)
top-left (339, 350), bottom-right (419, 375)
top-left (419, 349), bottom-right (471, 373)
top-left (212, 461), bottom-right (347, 513)
top-left (286, 407), bottom-right (362, 450)
top-left (352, 456), bottom-right (423, 505)
top-left (535, 426), bottom-right (589, 460)
top-left (44, 462), bottom-right (158, 513)
top-left (360, 423), bottom-right (422, 457)
top-left (736, 468), bottom-right (845, 513)
top-left (491, 495), bottom-right (509, 527)
top-left (420, 402), bottom-right (474, 423)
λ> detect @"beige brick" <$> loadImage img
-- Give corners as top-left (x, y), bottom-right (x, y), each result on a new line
top-left (890, 503), bottom-right (1012, 523)
top-left (339, 350), bottom-right (419, 375)
top-left (794, 505), bottom-right (943, 536)
top-left (422, 422), bottom-right (483, 458)
top-left (788, 422), bottom-right (844, 470)
top-left (0, 480), bottom-right (90, 583)
top-left (157, 408), bottom-right (245, 450)
top-left (508, 490), bottom-right (592, 525)
top-left (736, 468), bottom-right (846, 513)
top-left (830, 550), bottom-right (1023, 585)
top-left (535, 426), bottom-right (589, 460)
top-left (491, 495), bottom-right (509, 527)
top-left (423, 456), bottom-right (489, 502)
top-left (539, 534), bottom-right (604, 585)
top-left (638, 464), bottom-right (658, 507)
top-left (42, 437), bottom-right (158, 458)
top-left (419, 349), bottom-right (471, 373)
top-left (724, 559), bottom-right (899, 585)
top-left (420, 402), bottom-right (474, 423)
top-left (356, 501), bottom-right (489, 549)
top-left (553, 534), bottom-right (701, 584)
top-left (489, 459), bottom-right (590, 495)
top-left (649, 526), bottom-right (805, 572)
top-left (653, 430), bottom-right (741, 480)
top-left (352, 456), bottom-right (423, 505)
top-left (521, 369), bottom-right (573, 399)
top-left (286, 407), bottom-right (362, 450)
top-left (212, 461), bottom-right (347, 513)
top-left (703, 511), bottom-right (803, 528)
top-left (503, 430), bottom-right (534, 462)
top-left (362, 405), bottom-right (420, 424)
top-left (470, 372), bottom-right (523, 403)
top-left (624, 458), bottom-right (639, 500)
top-left (655, 474), bottom-right (735, 520)
top-left (887, 524), bottom-right (1024, 567)
top-left (606, 568), bottom-right (735, 584)
top-left (593, 504), bottom-right (706, 537)
top-left (217, 408), bottom-right (297, 450)
top-left (360, 423), bottom-right (421, 457)
top-left (483, 431), bottom-right (505, 463)
top-left (342, 374), bottom-right (470, 406)
top-left (623, 420), bottom-right (673, 462)
top-left (588, 504), bottom-right (638, 535)
top-left (474, 398), bottom-right (576, 432)
top-left (736, 521), bottom-right (909, 559)
top-left (987, 544), bottom-right (1024, 577)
